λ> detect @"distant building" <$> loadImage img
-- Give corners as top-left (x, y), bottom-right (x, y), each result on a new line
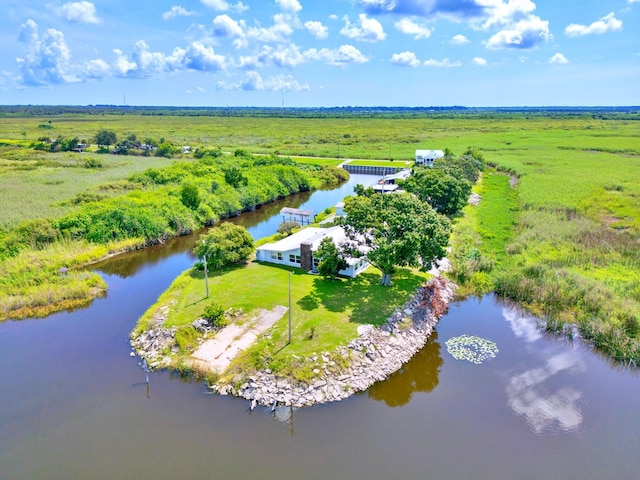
top-left (256, 226), bottom-right (369, 278)
top-left (415, 149), bottom-right (444, 166)
top-left (182, 146), bottom-right (192, 154)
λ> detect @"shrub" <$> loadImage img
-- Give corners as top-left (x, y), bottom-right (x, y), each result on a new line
top-left (84, 158), bottom-right (102, 169)
top-left (203, 302), bottom-right (228, 328)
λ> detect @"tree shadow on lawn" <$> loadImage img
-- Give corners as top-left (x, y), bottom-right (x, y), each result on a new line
top-left (298, 269), bottom-right (428, 325)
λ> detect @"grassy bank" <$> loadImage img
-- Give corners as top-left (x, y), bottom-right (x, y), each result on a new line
top-left (449, 164), bottom-right (640, 364)
top-left (134, 261), bottom-right (430, 382)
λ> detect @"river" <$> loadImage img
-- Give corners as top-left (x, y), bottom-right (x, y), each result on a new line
top-left (1, 174), bottom-right (639, 479)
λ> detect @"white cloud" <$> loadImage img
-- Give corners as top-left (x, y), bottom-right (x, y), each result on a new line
top-left (201, 0), bottom-right (230, 10)
top-left (163, 6), bottom-right (194, 21)
top-left (218, 71), bottom-right (309, 91)
top-left (356, 1), bottom-right (551, 50)
top-left (423, 58), bottom-right (461, 67)
top-left (473, 56), bottom-right (487, 66)
top-left (271, 44), bottom-right (307, 67)
top-left (391, 51), bottom-right (420, 67)
top-left (212, 14), bottom-right (246, 37)
top-left (549, 52), bottom-right (568, 64)
top-left (276, 0), bottom-right (302, 12)
top-left (304, 21), bottom-right (328, 39)
top-left (83, 58), bottom-right (110, 78)
top-left (357, 0), bottom-right (483, 19)
top-left (479, 0), bottom-right (538, 30)
top-left (394, 18), bottom-right (431, 39)
top-left (16, 19), bottom-right (77, 85)
top-left (308, 44), bottom-right (369, 67)
top-left (485, 16), bottom-right (550, 49)
top-left (111, 40), bottom-right (226, 78)
top-left (201, 0), bottom-right (248, 13)
top-left (474, 1), bottom-right (550, 50)
top-left (452, 34), bottom-right (470, 44)
top-left (176, 42), bottom-right (226, 72)
top-left (565, 13), bottom-right (622, 37)
top-left (112, 49), bottom-right (137, 76)
top-left (54, 1), bottom-right (101, 25)
top-left (340, 14), bottom-right (386, 42)
top-left (246, 13), bottom-right (297, 43)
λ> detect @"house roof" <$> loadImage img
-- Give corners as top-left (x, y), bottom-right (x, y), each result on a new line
top-left (257, 226), bottom-right (348, 253)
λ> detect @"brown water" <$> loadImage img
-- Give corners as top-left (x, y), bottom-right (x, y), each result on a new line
top-left (2, 176), bottom-right (639, 480)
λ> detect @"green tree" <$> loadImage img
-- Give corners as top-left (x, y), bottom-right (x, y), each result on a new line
top-left (194, 223), bottom-right (254, 270)
top-left (277, 220), bottom-right (300, 236)
top-left (315, 236), bottom-right (348, 279)
top-left (223, 165), bottom-right (248, 188)
top-left (94, 129), bottom-right (117, 147)
top-left (343, 193), bottom-right (450, 286)
top-left (403, 168), bottom-right (471, 216)
top-left (180, 183), bottom-right (201, 210)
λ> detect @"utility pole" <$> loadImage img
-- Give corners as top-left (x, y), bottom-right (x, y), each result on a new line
top-left (288, 271), bottom-right (293, 344)
top-left (202, 240), bottom-right (209, 298)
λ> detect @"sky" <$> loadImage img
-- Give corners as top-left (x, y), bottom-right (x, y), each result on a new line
top-left (0, 0), bottom-right (638, 107)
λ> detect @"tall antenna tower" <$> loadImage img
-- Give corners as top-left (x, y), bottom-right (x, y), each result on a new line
top-left (123, 92), bottom-right (127, 106)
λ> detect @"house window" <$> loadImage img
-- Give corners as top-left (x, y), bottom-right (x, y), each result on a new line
top-left (271, 252), bottom-right (283, 261)
top-left (289, 254), bottom-right (301, 264)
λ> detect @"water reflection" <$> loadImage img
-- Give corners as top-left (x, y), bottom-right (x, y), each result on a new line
top-left (368, 332), bottom-right (442, 407)
top-left (502, 307), bottom-right (585, 434)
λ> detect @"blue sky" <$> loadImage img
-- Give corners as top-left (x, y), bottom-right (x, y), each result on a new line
top-left (0, 0), bottom-right (638, 106)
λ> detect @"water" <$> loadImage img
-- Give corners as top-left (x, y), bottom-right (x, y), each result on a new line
top-left (1, 175), bottom-right (639, 480)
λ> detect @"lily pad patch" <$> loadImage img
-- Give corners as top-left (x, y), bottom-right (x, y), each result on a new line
top-left (445, 335), bottom-right (499, 364)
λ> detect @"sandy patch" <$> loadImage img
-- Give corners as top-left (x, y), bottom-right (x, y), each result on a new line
top-left (191, 305), bottom-right (287, 373)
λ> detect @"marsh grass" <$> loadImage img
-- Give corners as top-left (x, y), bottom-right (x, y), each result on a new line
top-left (0, 147), bottom-right (176, 229)
top-left (449, 124), bottom-right (640, 362)
top-left (0, 237), bottom-right (142, 320)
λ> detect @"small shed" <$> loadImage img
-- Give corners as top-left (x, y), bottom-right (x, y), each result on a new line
top-left (280, 207), bottom-right (315, 225)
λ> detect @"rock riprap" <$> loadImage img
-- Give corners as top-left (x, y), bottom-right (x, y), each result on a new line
top-left (212, 275), bottom-right (456, 408)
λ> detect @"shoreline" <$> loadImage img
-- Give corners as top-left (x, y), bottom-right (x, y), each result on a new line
top-left (210, 274), bottom-right (456, 409)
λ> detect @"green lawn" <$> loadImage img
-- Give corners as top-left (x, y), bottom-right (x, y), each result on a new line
top-left (136, 260), bottom-right (430, 376)
top-left (348, 159), bottom-right (414, 168)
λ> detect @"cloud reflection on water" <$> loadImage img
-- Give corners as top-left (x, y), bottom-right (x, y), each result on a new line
top-left (503, 307), bottom-right (585, 434)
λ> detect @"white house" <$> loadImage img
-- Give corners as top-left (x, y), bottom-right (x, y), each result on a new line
top-left (415, 149), bottom-right (444, 166)
top-left (255, 226), bottom-right (369, 278)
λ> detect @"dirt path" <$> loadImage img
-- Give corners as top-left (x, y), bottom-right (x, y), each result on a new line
top-left (191, 305), bottom-right (287, 373)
